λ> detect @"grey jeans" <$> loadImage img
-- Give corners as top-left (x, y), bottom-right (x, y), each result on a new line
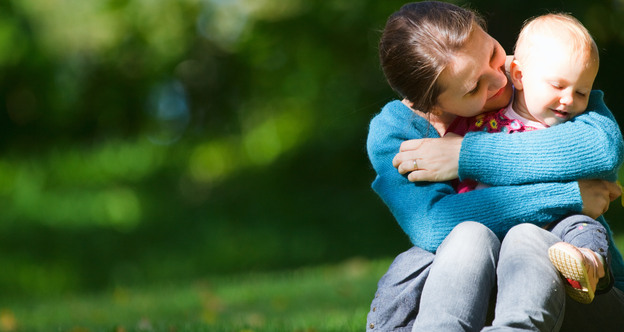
top-left (366, 222), bottom-right (624, 331)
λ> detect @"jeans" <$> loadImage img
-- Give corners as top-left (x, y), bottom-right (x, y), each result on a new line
top-left (366, 222), bottom-right (624, 331)
top-left (367, 221), bottom-right (499, 331)
top-left (488, 223), bottom-right (624, 331)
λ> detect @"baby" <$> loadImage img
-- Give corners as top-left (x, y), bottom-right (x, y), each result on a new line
top-left (447, 13), bottom-right (610, 304)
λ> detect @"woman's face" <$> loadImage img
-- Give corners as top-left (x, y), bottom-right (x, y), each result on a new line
top-left (434, 26), bottom-right (513, 117)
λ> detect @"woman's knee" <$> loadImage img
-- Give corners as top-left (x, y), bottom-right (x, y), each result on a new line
top-left (505, 223), bottom-right (542, 240)
top-left (505, 223), bottom-right (559, 244)
top-left (439, 221), bottom-right (500, 263)
top-left (448, 221), bottom-right (498, 245)
top-left (501, 223), bottom-right (559, 258)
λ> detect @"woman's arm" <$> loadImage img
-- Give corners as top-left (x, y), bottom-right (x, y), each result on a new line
top-left (368, 101), bottom-right (587, 252)
top-left (396, 90), bottom-right (623, 185)
top-left (373, 173), bottom-right (582, 252)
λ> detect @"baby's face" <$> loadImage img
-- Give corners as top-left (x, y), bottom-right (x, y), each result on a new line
top-left (518, 42), bottom-right (598, 127)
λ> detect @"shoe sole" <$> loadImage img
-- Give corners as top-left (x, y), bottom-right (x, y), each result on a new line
top-left (548, 245), bottom-right (594, 304)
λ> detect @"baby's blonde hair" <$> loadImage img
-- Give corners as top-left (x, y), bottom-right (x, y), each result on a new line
top-left (514, 13), bottom-right (599, 69)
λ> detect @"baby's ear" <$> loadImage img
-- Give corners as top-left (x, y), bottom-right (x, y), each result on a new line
top-left (510, 59), bottom-right (524, 90)
top-left (505, 55), bottom-right (513, 74)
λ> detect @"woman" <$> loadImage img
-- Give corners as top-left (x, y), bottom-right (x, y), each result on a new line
top-left (367, 2), bottom-right (624, 331)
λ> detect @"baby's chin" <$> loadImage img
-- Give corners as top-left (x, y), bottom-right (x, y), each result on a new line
top-left (542, 118), bottom-right (565, 127)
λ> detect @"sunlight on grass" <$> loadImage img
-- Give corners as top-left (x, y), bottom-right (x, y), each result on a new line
top-left (3, 258), bottom-right (391, 332)
top-left (4, 238), bottom-right (624, 331)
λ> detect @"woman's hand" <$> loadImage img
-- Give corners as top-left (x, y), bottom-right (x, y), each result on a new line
top-left (393, 135), bottom-right (463, 182)
top-left (578, 179), bottom-right (622, 219)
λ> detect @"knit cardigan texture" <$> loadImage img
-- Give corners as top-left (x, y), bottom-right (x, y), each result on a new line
top-left (367, 90), bottom-right (624, 291)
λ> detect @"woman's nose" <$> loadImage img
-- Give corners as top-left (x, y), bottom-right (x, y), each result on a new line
top-left (488, 68), bottom-right (507, 92)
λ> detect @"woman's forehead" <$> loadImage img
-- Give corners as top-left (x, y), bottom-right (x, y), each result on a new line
top-left (441, 28), bottom-right (493, 94)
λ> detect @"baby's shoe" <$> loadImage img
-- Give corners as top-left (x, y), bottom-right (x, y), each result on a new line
top-left (548, 242), bottom-right (605, 304)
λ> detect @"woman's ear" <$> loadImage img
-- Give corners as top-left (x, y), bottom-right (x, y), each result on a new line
top-left (510, 59), bottom-right (524, 90)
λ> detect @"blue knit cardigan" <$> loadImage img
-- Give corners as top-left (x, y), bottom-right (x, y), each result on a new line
top-left (367, 90), bottom-right (624, 291)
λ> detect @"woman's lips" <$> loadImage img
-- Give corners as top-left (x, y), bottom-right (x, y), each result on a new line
top-left (488, 87), bottom-right (505, 101)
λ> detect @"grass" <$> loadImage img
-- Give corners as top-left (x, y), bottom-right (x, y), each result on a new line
top-left (0, 257), bottom-right (392, 332)
top-left (2, 236), bottom-right (622, 332)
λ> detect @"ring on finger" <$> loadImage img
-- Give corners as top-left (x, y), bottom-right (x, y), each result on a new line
top-left (413, 159), bottom-right (418, 170)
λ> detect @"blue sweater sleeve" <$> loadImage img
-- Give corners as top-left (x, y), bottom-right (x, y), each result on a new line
top-left (367, 101), bottom-right (582, 252)
top-left (459, 90), bottom-right (624, 185)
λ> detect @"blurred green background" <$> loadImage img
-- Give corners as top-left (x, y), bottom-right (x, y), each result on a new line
top-left (1, 0), bottom-right (624, 322)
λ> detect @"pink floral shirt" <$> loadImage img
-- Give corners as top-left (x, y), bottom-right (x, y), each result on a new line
top-left (447, 105), bottom-right (546, 193)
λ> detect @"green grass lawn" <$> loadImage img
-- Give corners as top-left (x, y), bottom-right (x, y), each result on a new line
top-left (0, 258), bottom-right (392, 332)
top-left (2, 236), bottom-right (623, 332)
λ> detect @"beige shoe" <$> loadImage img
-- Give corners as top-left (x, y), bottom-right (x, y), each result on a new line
top-left (548, 242), bottom-right (605, 304)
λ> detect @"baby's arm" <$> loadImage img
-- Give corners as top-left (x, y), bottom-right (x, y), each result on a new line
top-left (394, 91), bottom-right (621, 184)
top-left (460, 90), bottom-right (623, 185)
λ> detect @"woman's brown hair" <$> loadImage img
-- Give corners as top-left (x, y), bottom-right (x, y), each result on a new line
top-left (379, 1), bottom-right (485, 112)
